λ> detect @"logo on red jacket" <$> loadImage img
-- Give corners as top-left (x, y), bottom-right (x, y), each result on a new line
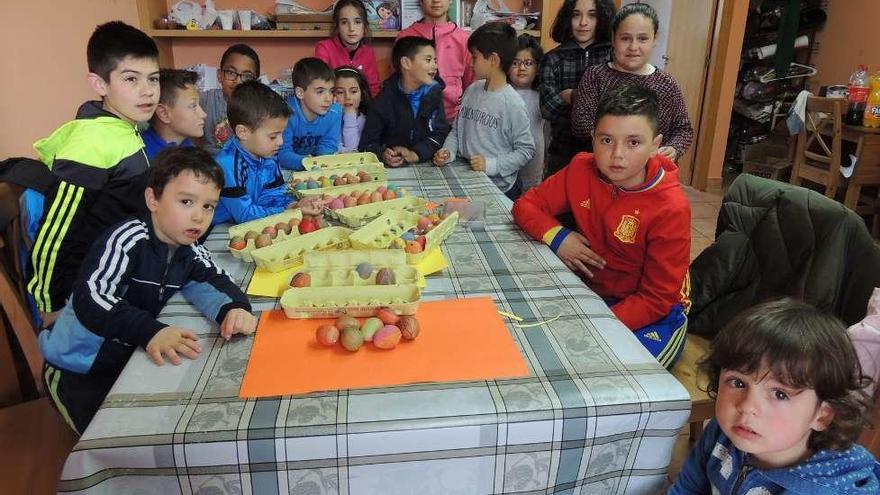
top-left (613, 214), bottom-right (640, 244)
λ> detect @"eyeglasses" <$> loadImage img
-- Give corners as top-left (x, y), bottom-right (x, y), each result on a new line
top-left (511, 59), bottom-right (537, 69)
top-left (221, 68), bottom-right (257, 82)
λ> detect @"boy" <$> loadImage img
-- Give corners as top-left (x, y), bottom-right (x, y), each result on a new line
top-left (512, 85), bottom-right (690, 368)
top-left (432, 23), bottom-right (535, 200)
top-left (142, 69), bottom-right (207, 159)
top-left (278, 58), bottom-right (342, 171)
top-left (671, 299), bottom-right (880, 493)
top-left (360, 37), bottom-right (449, 167)
top-left (28, 21), bottom-right (159, 328)
top-left (200, 44), bottom-right (261, 155)
top-left (40, 147), bottom-right (257, 434)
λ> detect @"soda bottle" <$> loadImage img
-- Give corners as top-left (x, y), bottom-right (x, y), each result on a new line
top-left (863, 71), bottom-right (880, 128)
top-left (846, 65), bottom-right (869, 126)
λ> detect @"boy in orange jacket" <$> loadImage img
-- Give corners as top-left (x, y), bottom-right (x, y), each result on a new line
top-left (512, 84), bottom-right (691, 368)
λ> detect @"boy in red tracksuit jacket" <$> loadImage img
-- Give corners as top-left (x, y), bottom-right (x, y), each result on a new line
top-left (512, 84), bottom-right (691, 368)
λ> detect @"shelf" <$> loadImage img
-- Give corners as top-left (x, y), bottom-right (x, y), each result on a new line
top-left (148, 28), bottom-right (541, 39)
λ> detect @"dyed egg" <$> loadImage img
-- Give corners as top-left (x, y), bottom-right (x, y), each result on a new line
top-left (341, 327), bottom-right (364, 351)
top-left (228, 236), bottom-right (246, 250)
top-left (275, 222), bottom-right (291, 235)
top-left (382, 189), bottom-right (397, 201)
top-left (401, 231), bottom-right (416, 241)
top-left (244, 230), bottom-right (260, 241)
top-left (370, 191), bottom-right (383, 203)
top-left (307, 180), bottom-right (319, 189)
top-left (376, 185), bottom-right (387, 194)
top-left (376, 307), bottom-right (399, 325)
top-left (343, 196), bottom-right (358, 208)
top-left (298, 218), bottom-right (318, 234)
top-left (417, 217), bottom-right (432, 231)
top-left (290, 272), bottom-right (311, 287)
top-left (357, 194), bottom-right (371, 205)
top-left (321, 178), bottom-right (333, 188)
top-left (375, 268), bottom-right (396, 285)
top-left (316, 325), bottom-right (340, 346)
top-left (398, 316), bottom-right (420, 340)
top-left (335, 315), bottom-right (360, 331)
top-left (415, 235), bottom-right (427, 250)
top-left (360, 317), bottom-right (383, 342)
top-left (262, 225), bottom-right (277, 238)
top-left (373, 325), bottom-right (402, 349)
top-left (329, 198), bottom-right (345, 210)
top-left (293, 182), bottom-right (307, 191)
top-left (254, 234), bottom-right (272, 248)
top-left (288, 217), bottom-right (301, 228)
top-left (405, 240), bottom-right (423, 254)
top-left (334, 177), bottom-right (348, 186)
top-left (356, 262), bottom-right (373, 279)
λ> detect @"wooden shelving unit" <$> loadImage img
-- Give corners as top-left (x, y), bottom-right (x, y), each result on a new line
top-left (148, 28), bottom-right (539, 39)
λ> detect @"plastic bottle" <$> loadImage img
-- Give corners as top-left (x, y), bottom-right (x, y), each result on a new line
top-left (846, 65), bottom-right (870, 126)
top-left (863, 71), bottom-right (880, 128)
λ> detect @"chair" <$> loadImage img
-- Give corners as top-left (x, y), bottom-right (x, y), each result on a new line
top-left (790, 96), bottom-right (845, 200)
top-left (671, 334), bottom-right (714, 441)
top-left (0, 181), bottom-right (78, 495)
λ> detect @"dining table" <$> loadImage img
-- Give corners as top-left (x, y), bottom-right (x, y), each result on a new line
top-left (57, 162), bottom-right (691, 495)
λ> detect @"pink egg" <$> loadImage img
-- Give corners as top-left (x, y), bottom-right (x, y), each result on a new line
top-left (376, 185), bottom-right (387, 194)
top-left (370, 191), bottom-right (384, 202)
top-left (329, 198), bottom-right (345, 210)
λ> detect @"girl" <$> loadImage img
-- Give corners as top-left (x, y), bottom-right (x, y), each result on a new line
top-left (334, 67), bottom-right (372, 152)
top-left (538, 0), bottom-right (615, 177)
top-left (315, 0), bottom-right (381, 96)
top-left (376, 2), bottom-right (400, 30)
top-left (671, 299), bottom-right (880, 494)
top-left (508, 34), bottom-right (545, 192)
top-left (397, 0), bottom-right (474, 122)
top-left (571, 3), bottom-right (692, 162)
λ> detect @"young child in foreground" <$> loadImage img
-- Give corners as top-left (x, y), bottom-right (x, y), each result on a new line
top-left (670, 298), bottom-right (879, 494)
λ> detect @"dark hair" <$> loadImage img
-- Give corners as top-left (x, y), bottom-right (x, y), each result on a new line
top-left (87, 21), bottom-right (158, 81)
top-left (332, 0), bottom-right (372, 40)
top-left (334, 67), bottom-right (372, 115)
top-left (377, 2), bottom-right (399, 17)
top-left (467, 22), bottom-right (518, 73)
top-left (551, 0), bottom-right (615, 45)
top-left (612, 2), bottom-right (659, 36)
top-left (513, 34), bottom-right (543, 89)
top-left (158, 69), bottom-right (199, 106)
top-left (292, 57), bottom-right (335, 90)
top-left (147, 146), bottom-right (224, 198)
top-left (227, 80), bottom-right (291, 130)
top-left (700, 299), bottom-right (872, 452)
top-left (595, 84), bottom-right (660, 134)
top-left (220, 44), bottom-right (261, 78)
top-left (392, 36), bottom-right (435, 73)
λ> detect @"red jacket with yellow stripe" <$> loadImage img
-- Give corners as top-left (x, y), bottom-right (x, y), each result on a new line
top-left (512, 152), bottom-right (691, 330)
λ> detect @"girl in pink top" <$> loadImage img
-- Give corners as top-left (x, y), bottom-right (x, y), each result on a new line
top-left (397, 0), bottom-right (474, 121)
top-left (315, 0), bottom-right (381, 96)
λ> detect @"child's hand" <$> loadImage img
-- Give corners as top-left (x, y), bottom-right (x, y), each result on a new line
top-left (433, 148), bottom-right (450, 166)
top-left (382, 147), bottom-right (405, 167)
top-left (295, 195), bottom-right (325, 216)
top-left (556, 231), bottom-right (606, 278)
top-left (658, 146), bottom-right (678, 161)
top-left (220, 308), bottom-right (258, 341)
top-left (470, 154), bottom-right (486, 172)
top-left (146, 326), bottom-right (201, 366)
top-left (560, 89), bottom-right (574, 104)
top-left (393, 146), bottom-right (419, 164)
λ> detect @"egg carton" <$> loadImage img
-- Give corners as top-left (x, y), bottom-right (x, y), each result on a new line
top-left (227, 210), bottom-right (302, 262)
top-left (250, 226), bottom-right (353, 272)
top-left (302, 152), bottom-right (382, 170)
top-left (330, 196), bottom-right (429, 228)
top-left (293, 181), bottom-right (393, 200)
top-left (303, 249), bottom-right (407, 269)
top-left (288, 163), bottom-right (387, 191)
top-left (280, 284), bottom-right (421, 319)
top-left (405, 211), bottom-right (459, 264)
top-left (349, 210), bottom-right (421, 250)
top-left (289, 265), bottom-right (420, 288)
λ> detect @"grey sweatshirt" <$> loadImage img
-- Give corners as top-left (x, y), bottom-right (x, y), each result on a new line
top-left (199, 88), bottom-right (231, 155)
top-left (515, 88), bottom-right (545, 191)
top-left (442, 81), bottom-right (535, 193)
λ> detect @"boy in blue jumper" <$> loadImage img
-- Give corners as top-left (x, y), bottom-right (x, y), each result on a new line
top-left (278, 58), bottom-right (342, 170)
top-left (671, 299), bottom-right (880, 494)
top-left (360, 36), bottom-right (449, 167)
top-left (40, 147), bottom-right (257, 434)
top-left (142, 69), bottom-right (207, 159)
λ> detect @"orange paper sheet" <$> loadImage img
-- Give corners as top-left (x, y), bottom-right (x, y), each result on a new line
top-left (240, 297), bottom-right (529, 397)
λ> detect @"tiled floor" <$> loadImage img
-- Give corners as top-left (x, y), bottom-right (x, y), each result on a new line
top-left (683, 185), bottom-right (723, 261)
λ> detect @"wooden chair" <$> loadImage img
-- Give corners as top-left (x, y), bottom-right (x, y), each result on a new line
top-left (671, 334), bottom-right (714, 441)
top-left (0, 182), bottom-right (78, 495)
top-left (790, 96), bottom-right (845, 200)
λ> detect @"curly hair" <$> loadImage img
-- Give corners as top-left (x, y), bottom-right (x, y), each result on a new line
top-left (550, 0), bottom-right (616, 45)
top-left (700, 298), bottom-right (872, 452)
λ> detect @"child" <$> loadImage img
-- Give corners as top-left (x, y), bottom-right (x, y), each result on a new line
top-left (142, 69), bottom-right (207, 159)
top-left (39, 146), bottom-right (257, 434)
top-left (200, 44), bottom-right (260, 155)
top-left (571, 3), bottom-right (693, 162)
top-left (671, 299), bottom-right (880, 494)
top-left (278, 58), bottom-right (342, 171)
top-left (360, 37), bottom-right (449, 167)
top-left (28, 21), bottom-right (159, 328)
top-left (539, 0), bottom-right (615, 177)
top-left (508, 34), bottom-right (545, 192)
top-left (432, 23), bottom-right (535, 200)
top-left (397, 0), bottom-right (474, 122)
top-left (315, 0), bottom-right (381, 96)
top-left (512, 85), bottom-right (690, 368)
top-left (334, 67), bottom-right (372, 153)
top-left (212, 81), bottom-right (293, 224)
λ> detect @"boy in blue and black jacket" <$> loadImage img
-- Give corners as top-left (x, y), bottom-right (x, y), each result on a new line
top-left (360, 36), bottom-right (449, 167)
top-left (40, 147), bottom-right (257, 434)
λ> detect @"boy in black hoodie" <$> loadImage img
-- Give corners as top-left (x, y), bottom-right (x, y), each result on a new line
top-left (359, 36), bottom-right (449, 167)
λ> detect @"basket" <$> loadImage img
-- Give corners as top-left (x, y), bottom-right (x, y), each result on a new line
top-left (742, 140), bottom-right (792, 181)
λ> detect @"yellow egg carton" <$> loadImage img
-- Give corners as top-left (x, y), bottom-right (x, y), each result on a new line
top-left (293, 181), bottom-right (392, 200)
top-left (330, 196), bottom-right (429, 228)
top-left (405, 211), bottom-right (460, 264)
top-left (250, 226), bottom-right (352, 272)
top-left (280, 285), bottom-right (421, 319)
top-left (288, 163), bottom-right (386, 190)
top-left (302, 249), bottom-right (408, 268)
top-left (302, 152), bottom-right (381, 170)
top-left (227, 210), bottom-right (302, 262)
top-left (349, 210), bottom-right (421, 250)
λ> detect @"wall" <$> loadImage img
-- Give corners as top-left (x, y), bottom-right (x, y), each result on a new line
top-left (0, 0), bottom-right (140, 158)
top-left (809, 0), bottom-right (880, 91)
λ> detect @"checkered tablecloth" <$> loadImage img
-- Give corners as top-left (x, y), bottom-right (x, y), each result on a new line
top-left (58, 163), bottom-right (690, 495)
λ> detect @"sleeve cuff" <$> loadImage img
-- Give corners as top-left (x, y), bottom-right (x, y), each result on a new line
top-left (542, 226), bottom-right (572, 253)
top-left (137, 320), bottom-right (170, 348)
top-left (484, 157), bottom-right (498, 177)
top-left (216, 301), bottom-right (252, 325)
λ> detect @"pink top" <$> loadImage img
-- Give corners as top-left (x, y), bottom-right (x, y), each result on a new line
top-left (315, 36), bottom-right (381, 97)
top-left (397, 20), bottom-right (474, 122)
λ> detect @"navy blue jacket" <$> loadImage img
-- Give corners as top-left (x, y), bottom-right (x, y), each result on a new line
top-left (39, 217), bottom-right (250, 376)
top-left (359, 73), bottom-right (449, 162)
top-left (213, 136), bottom-right (290, 224)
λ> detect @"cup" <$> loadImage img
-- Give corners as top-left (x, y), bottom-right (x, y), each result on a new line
top-left (827, 85), bottom-right (848, 99)
top-left (238, 10), bottom-right (252, 31)
top-left (218, 10), bottom-right (234, 30)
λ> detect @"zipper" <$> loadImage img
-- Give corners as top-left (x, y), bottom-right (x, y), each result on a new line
top-left (158, 249), bottom-right (171, 302)
top-left (730, 461), bottom-right (752, 495)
